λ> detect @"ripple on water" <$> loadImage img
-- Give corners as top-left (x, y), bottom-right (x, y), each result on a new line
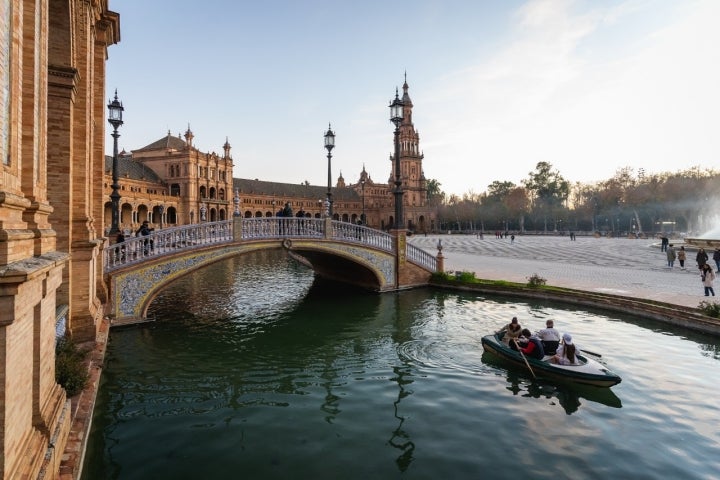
top-left (84, 253), bottom-right (720, 480)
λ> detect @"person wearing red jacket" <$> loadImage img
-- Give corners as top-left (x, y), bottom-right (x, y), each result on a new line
top-left (518, 328), bottom-right (544, 359)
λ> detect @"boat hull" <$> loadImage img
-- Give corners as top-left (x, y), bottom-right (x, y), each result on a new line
top-left (481, 333), bottom-right (622, 388)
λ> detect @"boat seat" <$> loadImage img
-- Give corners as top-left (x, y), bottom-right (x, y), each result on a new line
top-left (542, 340), bottom-right (559, 355)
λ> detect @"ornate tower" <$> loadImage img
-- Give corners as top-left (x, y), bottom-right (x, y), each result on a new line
top-left (390, 76), bottom-right (427, 210)
top-left (223, 137), bottom-right (231, 158)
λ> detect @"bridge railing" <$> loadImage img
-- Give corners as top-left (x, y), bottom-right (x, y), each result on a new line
top-left (104, 217), bottom-right (437, 273)
top-left (240, 217), bottom-right (325, 239)
top-left (104, 220), bottom-right (233, 272)
top-left (330, 221), bottom-right (394, 252)
top-left (407, 243), bottom-right (438, 272)
top-left (240, 218), bottom-right (395, 253)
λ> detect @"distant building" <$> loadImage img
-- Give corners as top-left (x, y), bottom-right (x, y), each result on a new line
top-left (103, 79), bottom-right (436, 234)
top-left (104, 127), bottom-right (235, 234)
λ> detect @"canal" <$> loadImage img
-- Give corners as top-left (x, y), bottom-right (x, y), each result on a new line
top-left (82, 250), bottom-right (720, 479)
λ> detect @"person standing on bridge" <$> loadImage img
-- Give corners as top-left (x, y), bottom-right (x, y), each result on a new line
top-left (136, 221), bottom-right (154, 255)
top-left (713, 248), bottom-right (720, 273)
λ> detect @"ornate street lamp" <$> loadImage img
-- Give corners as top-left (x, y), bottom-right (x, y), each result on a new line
top-left (389, 89), bottom-right (404, 230)
top-left (360, 178), bottom-right (366, 225)
top-left (107, 89), bottom-right (124, 240)
top-left (324, 124), bottom-right (335, 217)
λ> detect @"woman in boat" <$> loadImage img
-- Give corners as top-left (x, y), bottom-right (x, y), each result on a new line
top-left (503, 317), bottom-right (522, 349)
top-left (551, 333), bottom-right (580, 365)
top-left (517, 328), bottom-right (544, 360)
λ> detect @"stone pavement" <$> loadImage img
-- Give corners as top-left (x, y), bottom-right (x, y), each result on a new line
top-left (408, 234), bottom-right (714, 309)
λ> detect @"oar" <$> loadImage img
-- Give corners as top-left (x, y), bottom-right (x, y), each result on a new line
top-left (513, 339), bottom-right (536, 379)
top-left (582, 348), bottom-right (602, 358)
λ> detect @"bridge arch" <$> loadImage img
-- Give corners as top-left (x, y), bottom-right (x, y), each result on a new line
top-left (109, 240), bottom-right (393, 322)
top-left (104, 218), bottom-right (438, 323)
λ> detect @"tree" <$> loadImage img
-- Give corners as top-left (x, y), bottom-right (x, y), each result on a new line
top-left (426, 178), bottom-right (445, 206)
top-left (522, 162), bottom-right (569, 232)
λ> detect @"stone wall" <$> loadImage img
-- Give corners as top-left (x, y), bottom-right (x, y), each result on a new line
top-left (0, 1), bottom-right (118, 478)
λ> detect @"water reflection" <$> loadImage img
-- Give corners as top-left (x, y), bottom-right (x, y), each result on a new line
top-left (483, 352), bottom-right (622, 415)
top-left (83, 251), bottom-right (720, 480)
top-left (388, 365), bottom-right (415, 472)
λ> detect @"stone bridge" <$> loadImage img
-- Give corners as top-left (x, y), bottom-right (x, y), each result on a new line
top-left (103, 218), bottom-right (442, 323)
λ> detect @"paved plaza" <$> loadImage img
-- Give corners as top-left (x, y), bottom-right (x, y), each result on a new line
top-left (408, 234), bottom-right (714, 308)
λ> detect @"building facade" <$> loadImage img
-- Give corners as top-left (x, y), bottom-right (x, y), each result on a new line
top-left (103, 127), bottom-right (235, 236)
top-left (0, 1), bottom-right (119, 478)
top-left (104, 80), bottom-right (435, 235)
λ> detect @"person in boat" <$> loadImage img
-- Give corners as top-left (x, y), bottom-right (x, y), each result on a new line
top-left (517, 328), bottom-right (544, 360)
top-left (535, 319), bottom-right (560, 355)
top-left (550, 333), bottom-right (581, 365)
top-left (502, 317), bottom-right (523, 349)
top-left (552, 333), bottom-right (581, 365)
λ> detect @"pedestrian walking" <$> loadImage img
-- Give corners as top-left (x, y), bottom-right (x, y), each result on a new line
top-left (713, 248), bottom-right (720, 273)
top-left (661, 235), bottom-right (669, 252)
top-left (701, 263), bottom-right (715, 296)
top-left (666, 244), bottom-right (676, 268)
top-left (696, 248), bottom-right (709, 270)
top-left (678, 246), bottom-right (687, 270)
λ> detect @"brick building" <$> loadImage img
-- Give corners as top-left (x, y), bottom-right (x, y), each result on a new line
top-left (0, 1), bottom-right (119, 478)
top-left (103, 126), bottom-right (235, 236)
top-left (104, 79), bottom-right (436, 234)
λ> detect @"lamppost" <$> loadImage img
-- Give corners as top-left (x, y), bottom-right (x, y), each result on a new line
top-left (360, 178), bottom-right (366, 225)
top-left (389, 89), bottom-right (404, 230)
top-left (272, 200), bottom-right (276, 216)
top-left (107, 89), bottom-right (123, 240)
top-left (324, 124), bottom-right (335, 217)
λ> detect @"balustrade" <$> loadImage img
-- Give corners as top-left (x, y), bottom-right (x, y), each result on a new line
top-left (104, 218), bottom-right (435, 273)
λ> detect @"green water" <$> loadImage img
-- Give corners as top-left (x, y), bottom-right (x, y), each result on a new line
top-left (82, 250), bottom-right (720, 479)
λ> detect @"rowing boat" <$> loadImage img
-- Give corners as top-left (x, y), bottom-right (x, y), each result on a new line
top-left (481, 332), bottom-right (622, 387)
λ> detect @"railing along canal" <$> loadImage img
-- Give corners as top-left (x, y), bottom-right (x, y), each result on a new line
top-left (104, 218), bottom-right (436, 273)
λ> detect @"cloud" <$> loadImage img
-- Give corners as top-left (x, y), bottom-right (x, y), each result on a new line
top-left (420, 0), bottom-right (720, 194)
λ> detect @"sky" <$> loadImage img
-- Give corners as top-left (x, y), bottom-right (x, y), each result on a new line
top-left (105, 0), bottom-right (720, 197)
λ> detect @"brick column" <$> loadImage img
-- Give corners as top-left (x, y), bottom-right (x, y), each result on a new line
top-left (392, 229), bottom-right (407, 289)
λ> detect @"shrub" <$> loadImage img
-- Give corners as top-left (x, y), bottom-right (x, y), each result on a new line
top-left (455, 270), bottom-right (477, 282)
top-left (431, 271), bottom-right (453, 281)
top-left (55, 337), bottom-right (89, 397)
top-left (698, 300), bottom-right (720, 318)
top-left (526, 273), bottom-right (547, 287)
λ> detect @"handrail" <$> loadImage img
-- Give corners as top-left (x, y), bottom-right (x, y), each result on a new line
top-left (104, 220), bottom-right (233, 272)
top-left (407, 242), bottom-right (438, 271)
top-left (104, 218), bottom-right (436, 273)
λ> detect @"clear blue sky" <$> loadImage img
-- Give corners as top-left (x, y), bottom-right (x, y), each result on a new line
top-left (106, 0), bottom-right (719, 196)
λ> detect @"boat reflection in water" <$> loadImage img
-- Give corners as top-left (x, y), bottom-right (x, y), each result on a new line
top-left (482, 351), bottom-right (622, 414)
